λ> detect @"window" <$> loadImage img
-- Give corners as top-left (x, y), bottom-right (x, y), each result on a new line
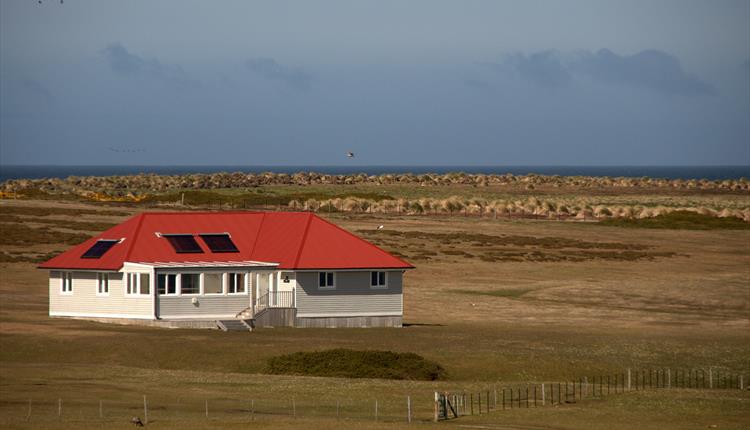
top-left (140, 273), bottom-right (150, 295)
top-left (181, 274), bottom-right (200, 295)
top-left (97, 273), bottom-right (109, 295)
top-left (157, 274), bottom-right (177, 295)
top-left (204, 273), bottom-right (223, 294)
top-left (126, 273), bottom-right (150, 295)
top-left (228, 273), bottom-right (245, 294)
top-left (200, 234), bottom-right (239, 253)
top-left (126, 273), bottom-right (137, 295)
top-left (318, 272), bottom-right (335, 289)
top-left (81, 240), bottom-right (118, 259)
top-left (370, 271), bottom-right (387, 288)
top-left (163, 234), bottom-right (203, 253)
top-left (60, 272), bottom-right (73, 294)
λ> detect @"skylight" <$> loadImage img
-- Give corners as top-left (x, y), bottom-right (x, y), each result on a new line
top-left (199, 233), bottom-right (239, 253)
top-left (81, 239), bottom-right (119, 259)
top-left (163, 234), bottom-right (204, 253)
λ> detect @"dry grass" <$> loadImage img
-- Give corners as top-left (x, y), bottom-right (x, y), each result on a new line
top-left (0, 199), bottom-right (748, 429)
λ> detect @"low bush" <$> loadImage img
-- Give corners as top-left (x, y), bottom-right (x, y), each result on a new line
top-left (598, 211), bottom-right (750, 230)
top-left (265, 348), bottom-right (445, 380)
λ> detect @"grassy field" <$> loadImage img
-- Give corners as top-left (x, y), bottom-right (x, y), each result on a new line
top-left (0, 197), bottom-right (749, 429)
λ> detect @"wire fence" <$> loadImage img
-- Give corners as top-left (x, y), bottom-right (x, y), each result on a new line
top-left (435, 367), bottom-right (747, 421)
top-left (2, 368), bottom-right (746, 427)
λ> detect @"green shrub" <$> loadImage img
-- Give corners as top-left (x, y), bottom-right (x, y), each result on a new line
top-left (265, 348), bottom-right (445, 380)
top-left (599, 211), bottom-right (750, 230)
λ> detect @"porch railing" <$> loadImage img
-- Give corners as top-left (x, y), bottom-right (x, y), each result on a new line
top-left (254, 290), bottom-right (295, 315)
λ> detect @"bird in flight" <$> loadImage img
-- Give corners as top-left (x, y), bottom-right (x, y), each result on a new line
top-left (346, 152), bottom-right (354, 158)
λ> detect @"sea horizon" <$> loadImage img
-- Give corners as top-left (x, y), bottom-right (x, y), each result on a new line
top-left (1, 164), bottom-right (749, 182)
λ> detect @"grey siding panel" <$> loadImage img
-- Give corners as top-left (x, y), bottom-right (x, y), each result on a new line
top-left (158, 295), bottom-right (250, 318)
top-left (48, 271), bottom-right (152, 318)
top-left (295, 271), bottom-right (403, 317)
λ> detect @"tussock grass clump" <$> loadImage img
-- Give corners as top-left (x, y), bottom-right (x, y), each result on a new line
top-left (599, 211), bottom-right (750, 230)
top-left (265, 348), bottom-right (445, 380)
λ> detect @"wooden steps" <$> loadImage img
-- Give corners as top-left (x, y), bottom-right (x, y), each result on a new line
top-left (216, 319), bottom-right (253, 332)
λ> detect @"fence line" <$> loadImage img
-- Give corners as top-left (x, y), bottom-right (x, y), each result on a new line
top-left (434, 367), bottom-right (748, 422)
top-left (2, 367), bottom-right (746, 426)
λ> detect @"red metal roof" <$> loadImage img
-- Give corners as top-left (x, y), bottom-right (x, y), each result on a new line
top-left (39, 211), bottom-right (414, 271)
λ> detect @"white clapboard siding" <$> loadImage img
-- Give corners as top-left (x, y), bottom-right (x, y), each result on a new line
top-left (48, 271), bottom-right (152, 318)
top-left (295, 271), bottom-right (403, 317)
top-left (158, 295), bottom-right (250, 319)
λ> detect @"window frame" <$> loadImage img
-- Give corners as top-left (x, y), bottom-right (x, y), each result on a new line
top-left (179, 273), bottom-right (202, 296)
top-left (318, 271), bottom-right (336, 290)
top-left (203, 272), bottom-right (224, 296)
top-left (96, 273), bottom-right (110, 296)
top-left (227, 272), bottom-right (247, 295)
top-left (125, 272), bottom-right (151, 297)
top-left (157, 273), bottom-right (178, 296)
top-left (60, 271), bottom-right (73, 295)
top-left (370, 271), bottom-right (388, 289)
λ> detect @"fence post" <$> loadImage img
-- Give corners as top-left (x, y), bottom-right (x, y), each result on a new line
top-left (541, 383), bottom-right (545, 406)
top-left (143, 395), bottom-right (148, 425)
top-left (434, 392), bottom-right (439, 422)
top-left (58, 398), bottom-right (61, 420)
top-left (709, 368), bottom-right (713, 389)
top-left (487, 391), bottom-right (490, 412)
top-left (375, 399), bottom-right (378, 421)
top-left (407, 396), bottom-right (411, 423)
top-left (205, 399), bottom-right (208, 419)
top-left (470, 393), bottom-right (474, 415)
top-left (534, 385), bottom-right (537, 407)
top-left (478, 392), bottom-right (481, 415)
top-left (627, 369), bottom-right (631, 391)
top-left (494, 387), bottom-right (497, 409)
top-left (741, 375), bottom-right (744, 391)
top-left (667, 369), bottom-right (671, 389)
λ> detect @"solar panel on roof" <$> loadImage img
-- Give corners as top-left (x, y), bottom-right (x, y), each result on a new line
top-left (200, 234), bottom-right (239, 253)
top-left (81, 240), bottom-right (119, 259)
top-left (163, 234), bottom-right (203, 253)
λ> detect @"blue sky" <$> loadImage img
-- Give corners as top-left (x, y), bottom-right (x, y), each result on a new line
top-left (1, 0), bottom-right (748, 166)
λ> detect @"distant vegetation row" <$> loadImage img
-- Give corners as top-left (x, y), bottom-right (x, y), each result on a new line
top-left (2, 170), bottom-right (748, 194)
top-left (284, 196), bottom-right (750, 223)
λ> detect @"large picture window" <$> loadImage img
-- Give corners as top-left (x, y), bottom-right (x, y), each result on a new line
top-left (181, 274), bottom-right (201, 295)
top-left (204, 273), bottom-right (223, 295)
top-left (227, 273), bottom-right (246, 294)
top-left (157, 274), bottom-right (177, 295)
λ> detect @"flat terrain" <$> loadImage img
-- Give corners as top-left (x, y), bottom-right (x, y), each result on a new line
top-left (1, 197), bottom-right (749, 429)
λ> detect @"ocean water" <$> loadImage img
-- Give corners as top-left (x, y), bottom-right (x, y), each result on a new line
top-left (1, 165), bottom-right (748, 182)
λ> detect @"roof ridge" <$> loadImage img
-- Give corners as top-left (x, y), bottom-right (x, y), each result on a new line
top-left (248, 212), bottom-right (267, 258)
top-left (292, 212), bottom-right (315, 268)
top-left (123, 213), bottom-right (147, 263)
top-left (306, 214), bottom-right (414, 269)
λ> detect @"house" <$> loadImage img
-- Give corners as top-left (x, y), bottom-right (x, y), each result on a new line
top-left (39, 211), bottom-right (413, 329)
